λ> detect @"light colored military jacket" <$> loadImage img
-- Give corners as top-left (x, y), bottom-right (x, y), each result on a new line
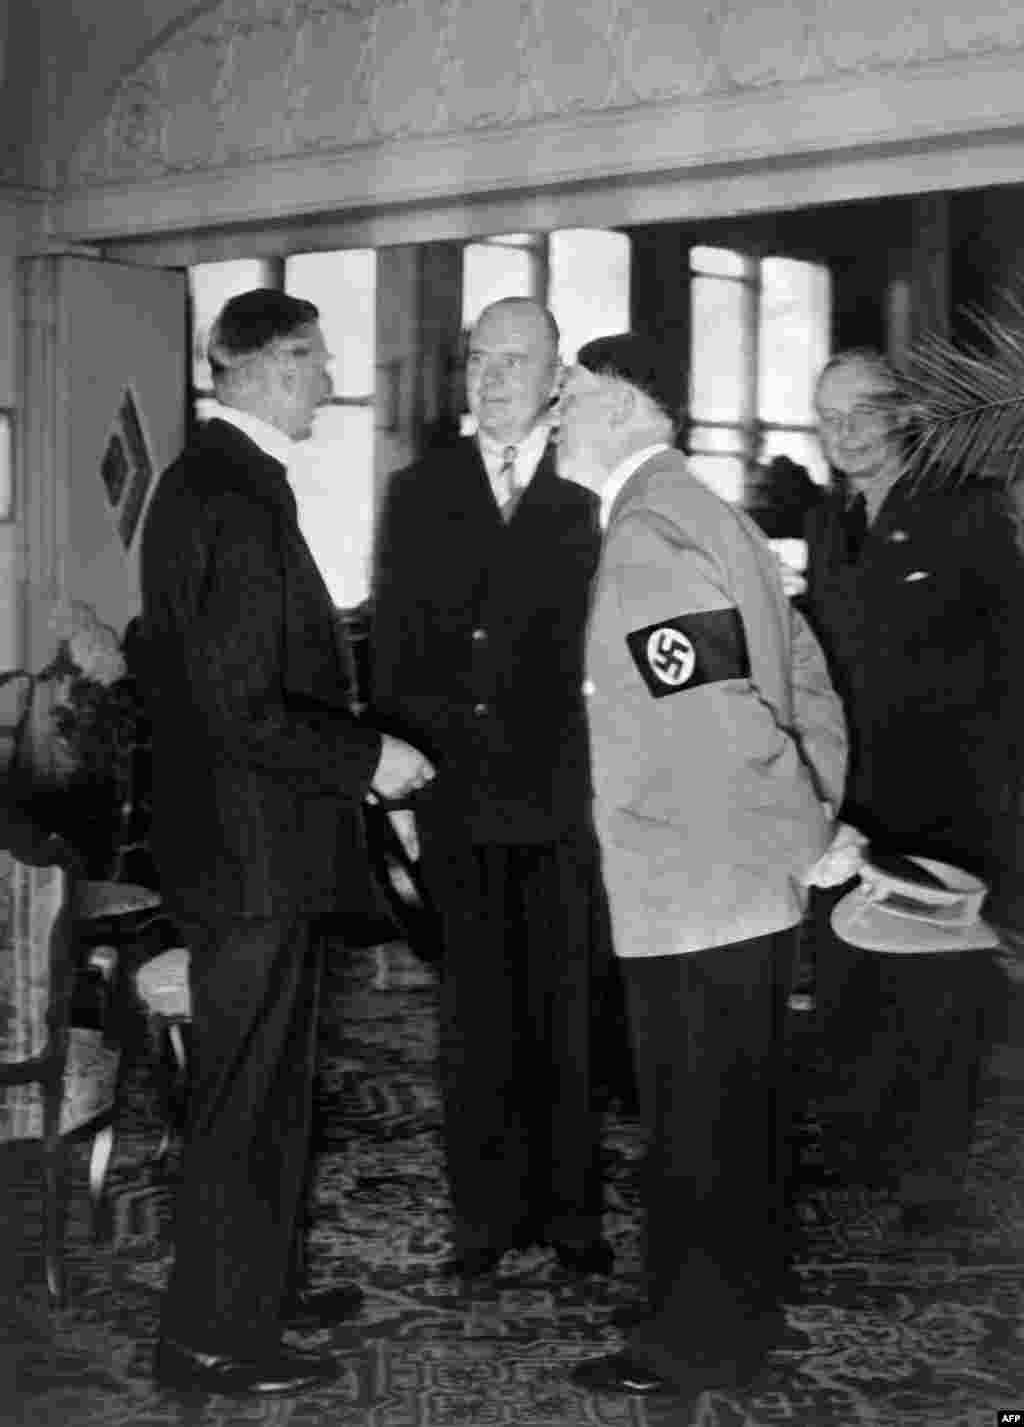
top-left (586, 449), bottom-right (847, 958)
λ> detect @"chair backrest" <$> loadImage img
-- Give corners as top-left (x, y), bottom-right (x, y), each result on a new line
top-left (0, 856), bottom-right (74, 1138)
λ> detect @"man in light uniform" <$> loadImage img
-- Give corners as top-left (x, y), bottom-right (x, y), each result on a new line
top-left (558, 334), bottom-right (848, 1401)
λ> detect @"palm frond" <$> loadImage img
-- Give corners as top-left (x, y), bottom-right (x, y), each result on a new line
top-left (902, 291), bottom-right (1024, 488)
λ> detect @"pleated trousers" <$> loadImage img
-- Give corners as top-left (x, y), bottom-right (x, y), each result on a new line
top-left (420, 832), bottom-right (615, 1255)
top-left (159, 913), bottom-right (323, 1356)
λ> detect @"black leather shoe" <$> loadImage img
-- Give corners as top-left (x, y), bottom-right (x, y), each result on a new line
top-left (570, 1352), bottom-right (678, 1397)
top-left (281, 1284), bottom-right (364, 1327)
top-left (553, 1239), bottom-right (615, 1277)
top-left (153, 1337), bottom-right (339, 1397)
top-left (439, 1246), bottom-right (504, 1279)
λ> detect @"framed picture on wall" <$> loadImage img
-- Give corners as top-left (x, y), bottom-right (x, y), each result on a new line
top-left (98, 388), bottom-right (154, 550)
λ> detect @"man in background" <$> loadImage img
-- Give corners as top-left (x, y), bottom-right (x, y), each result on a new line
top-left (559, 334), bottom-right (847, 1402)
top-left (141, 289), bottom-right (432, 1396)
top-left (802, 347), bottom-right (1021, 1231)
top-left (370, 297), bottom-right (621, 1280)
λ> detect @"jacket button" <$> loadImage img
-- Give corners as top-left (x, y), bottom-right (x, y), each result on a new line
top-left (582, 679), bottom-right (596, 697)
top-left (473, 701), bottom-right (488, 715)
top-left (471, 627), bottom-right (487, 642)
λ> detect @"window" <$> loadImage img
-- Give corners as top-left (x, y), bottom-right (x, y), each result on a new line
top-left (548, 229), bottom-right (631, 362)
top-left (188, 250), bottom-right (377, 609)
top-left (462, 234), bottom-right (543, 329)
top-left (688, 247), bottom-right (830, 503)
top-left (285, 251), bottom-right (376, 611)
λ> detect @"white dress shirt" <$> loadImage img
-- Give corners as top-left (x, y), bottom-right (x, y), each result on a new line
top-left (206, 402), bottom-right (294, 470)
top-left (477, 423), bottom-right (551, 505)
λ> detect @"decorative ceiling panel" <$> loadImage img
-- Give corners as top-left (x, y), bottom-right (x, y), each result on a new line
top-left (60, 0), bottom-right (1024, 203)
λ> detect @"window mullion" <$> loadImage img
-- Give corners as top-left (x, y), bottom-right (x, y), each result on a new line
top-left (740, 255), bottom-right (760, 481)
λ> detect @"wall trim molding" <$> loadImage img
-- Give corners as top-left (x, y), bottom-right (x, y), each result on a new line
top-left (50, 48), bottom-right (1024, 247)
top-left (93, 122), bottom-right (1024, 268)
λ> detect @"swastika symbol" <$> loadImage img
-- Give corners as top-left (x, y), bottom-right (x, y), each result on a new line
top-left (645, 627), bottom-right (695, 687)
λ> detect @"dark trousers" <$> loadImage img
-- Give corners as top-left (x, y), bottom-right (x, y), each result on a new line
top-left (159, 914), bottom-right (323, 1356)
top-left (420, 832), bottom-right (615, 1255)
top-left (812, 886), bottom-right (1007, 1203)
top-left (621, 931), bottom-right (795, 1385)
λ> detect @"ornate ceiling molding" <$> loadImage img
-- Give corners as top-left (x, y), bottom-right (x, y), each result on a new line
top-left (50, 0), bottom-right (1024, 243)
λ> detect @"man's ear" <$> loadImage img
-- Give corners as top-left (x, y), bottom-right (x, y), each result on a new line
top-left (547, 362), bottom-right (567, 409)
top-left (608, 381), bottom-right (636, 428)
top-left (274, 349), bottom-right (300, 394)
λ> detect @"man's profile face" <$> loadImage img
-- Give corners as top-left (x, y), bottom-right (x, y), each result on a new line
top-left (465, 303), bottom-right (558, 446)
top-left (555, 365), bottom-right (613, 491)
top-left (814, 360), bottom-right (902, 483)
top-left (270, 322), bottom-right (333, 440)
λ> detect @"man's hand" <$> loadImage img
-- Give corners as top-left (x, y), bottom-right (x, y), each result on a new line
top-left (371, 734), bottom-right (435, 803)
top-left (769, 539), bottom-right (808, 599)
top-left (803, 821), bottom-right (867, 888)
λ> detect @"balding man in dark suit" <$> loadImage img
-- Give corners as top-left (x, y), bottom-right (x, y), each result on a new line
top-left (371, 299), bottom-right (620, 1281)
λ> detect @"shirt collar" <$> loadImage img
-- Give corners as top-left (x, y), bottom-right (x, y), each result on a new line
top-left (477, 422), bottom-right (551, 491)
top-left (209, 402), bottom-right (295, 470)
top-left (600, 443), bottom-right (671, 527)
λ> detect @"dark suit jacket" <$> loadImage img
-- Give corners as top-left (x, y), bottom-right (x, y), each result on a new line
top-left (139, 418), bottom-right (383, 925)
top-left (370, 438), bottom-right (602, 844)
top-left (804, 474), bottom-right (1024, 922)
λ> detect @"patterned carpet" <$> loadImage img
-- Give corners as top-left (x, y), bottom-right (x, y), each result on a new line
top-left (2, 940), bottom-right (1023, 1427)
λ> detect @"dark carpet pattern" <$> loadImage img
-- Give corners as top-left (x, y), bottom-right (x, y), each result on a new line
top-left (2, 941), bottom-right (1023, 1427)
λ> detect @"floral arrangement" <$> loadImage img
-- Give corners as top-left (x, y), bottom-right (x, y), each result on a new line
top-left (1, 602), bottom-right (138, 871)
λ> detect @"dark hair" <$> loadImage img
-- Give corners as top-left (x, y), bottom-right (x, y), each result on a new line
top-left (208, 288), bottom-right (320, 378)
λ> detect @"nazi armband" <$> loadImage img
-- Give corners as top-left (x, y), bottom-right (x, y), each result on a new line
top-left (624, 607), bottom-right (749, 699)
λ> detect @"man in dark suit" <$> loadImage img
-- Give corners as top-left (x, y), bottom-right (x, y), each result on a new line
top-left (140, 289), bottom-right (433, 1396)
top-left (803, 347), bottom-right (1021, 1231)
top-left (370, 297), bottom-right (619, 1279)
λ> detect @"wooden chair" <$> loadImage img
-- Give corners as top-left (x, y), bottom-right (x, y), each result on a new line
top-left (133, 944), bottom-right (190, 1162)
top-left (0, 843), bottom-right (120, 1306)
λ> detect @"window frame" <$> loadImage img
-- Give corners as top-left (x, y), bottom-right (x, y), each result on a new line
top-left (687, 246), bottom-right (829, 499)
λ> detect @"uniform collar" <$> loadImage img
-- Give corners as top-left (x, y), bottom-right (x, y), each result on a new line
top-left (600, 443), bottom-right (672, 527)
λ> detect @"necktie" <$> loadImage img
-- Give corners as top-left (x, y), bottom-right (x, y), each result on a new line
top-left (843, 492), bottom-right (868, 563)
top-left (498, 445), bottom-right (519, 521)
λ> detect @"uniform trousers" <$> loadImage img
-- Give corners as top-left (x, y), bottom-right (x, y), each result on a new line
top-left (159, 913), bottom-right (323, 1356)
top-left (621, 931), bottom-right (796, 1386)
top-left (419, 831), bottom-right (614, 1256)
